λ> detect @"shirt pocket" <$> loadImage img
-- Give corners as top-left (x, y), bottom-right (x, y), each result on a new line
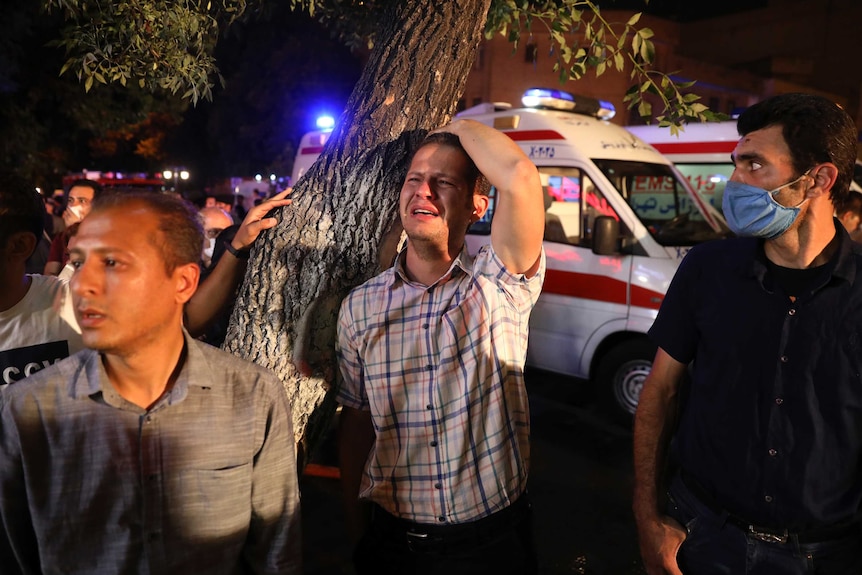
top-left (171, 462), bottom-right (253, 540)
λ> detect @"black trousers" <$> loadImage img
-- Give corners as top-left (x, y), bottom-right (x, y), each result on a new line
top-left (353, 497), bottom-right (538, 575)
top-left (667, 473), bottom-right (862, 575)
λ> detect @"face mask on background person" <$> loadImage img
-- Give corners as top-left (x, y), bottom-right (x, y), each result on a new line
top-left (202, 237), bottom-right (216, 262)
top-left (722, 171), bottom-right (812, 239)
top-left (67, 205), bottom-right (85, 221)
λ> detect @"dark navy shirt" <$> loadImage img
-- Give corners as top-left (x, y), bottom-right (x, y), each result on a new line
top-left (650, 222), bottom-right (862, 531)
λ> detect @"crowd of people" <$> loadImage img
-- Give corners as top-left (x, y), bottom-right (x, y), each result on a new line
top-left (2, 92), bottom-right (862, 574)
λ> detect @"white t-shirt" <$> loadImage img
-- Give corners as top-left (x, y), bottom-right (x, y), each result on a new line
top-left (0, 274), bottom-right (82, 387)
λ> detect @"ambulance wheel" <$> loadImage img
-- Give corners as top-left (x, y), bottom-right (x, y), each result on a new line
top-left (596, 340), bottom-right (656, 425)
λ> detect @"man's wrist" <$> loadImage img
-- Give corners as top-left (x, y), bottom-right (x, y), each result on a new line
top-left (224, 240), bottom-right (250, 260)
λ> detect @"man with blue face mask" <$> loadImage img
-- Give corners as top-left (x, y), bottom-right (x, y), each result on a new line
top-left (634, 93), bottom-right (862, 575)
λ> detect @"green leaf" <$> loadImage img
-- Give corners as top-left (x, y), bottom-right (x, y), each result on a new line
top-left (627, 13), bottom-right (642, 26)
top-left (637, 99), bottom-right (652, 118)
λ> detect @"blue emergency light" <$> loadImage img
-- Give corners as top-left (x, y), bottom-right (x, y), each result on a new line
top-left (521, 88), bottom-right (615, 120)
top-left (316, 115), bottom-right (335, 130)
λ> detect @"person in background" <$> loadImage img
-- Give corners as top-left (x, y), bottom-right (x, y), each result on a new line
top-left (198, 206), bottom-right (234, 269)
top-left (634, 93), bottom-right (862, 574)
top-left (1, 182), bottom-right (291, 387)
top-left (336, 119), bottom-right (545, 575)
top-left (44, 179), bottom-right (103, 275)
top-left (836, 189), bottom-right (862, 241)
top-left (0, 191), bottom-right (301, 574)
top-left (0, 174), bottom-right (81, 387)
top-left (191, 188), bottom-right (292, 347)
top-left (24, 191), bottom-right (55, 275)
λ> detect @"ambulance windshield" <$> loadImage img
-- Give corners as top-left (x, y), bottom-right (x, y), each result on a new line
top-left (593, 159), bottom-right (726, 245)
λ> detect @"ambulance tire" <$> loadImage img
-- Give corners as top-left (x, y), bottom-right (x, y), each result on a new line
top-left (597, 340), bottom-right (656, 425)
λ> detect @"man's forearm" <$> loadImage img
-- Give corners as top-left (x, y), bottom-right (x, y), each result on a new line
top-left (632, 371), bottom-right (680, 525)
top-left (337, 406), bottom-right (375, 545)
top-left (184, 251), bottom-right (246, 337)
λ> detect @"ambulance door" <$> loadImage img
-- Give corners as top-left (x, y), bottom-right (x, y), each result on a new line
top-left (527, 167), bottom-right (632, 378)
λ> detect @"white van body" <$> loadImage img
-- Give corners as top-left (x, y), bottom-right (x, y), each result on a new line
top-left (459, 89), bottom-right (726, 419)
top-left (626, 121), bottom-right (862, 214)
top-left (292, 129), bottom-right (333, 183)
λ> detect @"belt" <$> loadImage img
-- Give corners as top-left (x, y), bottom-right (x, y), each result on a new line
top-left (369, 495), bottom-right (531, 553)
top-left (679, 470), bottom-right (859, 545)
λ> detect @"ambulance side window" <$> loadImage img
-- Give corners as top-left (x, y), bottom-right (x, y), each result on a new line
top-left (542, 169), bottom-right (619, 247)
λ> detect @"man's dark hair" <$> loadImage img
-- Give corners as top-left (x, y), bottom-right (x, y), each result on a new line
top-left (737, 93), bottom-right (857, 206)
top-left (414, 132), bottom-right (492, 197)
top-left (89, 191), bottom-right (203, 275)
top-left (0, 172), bottom-right (44, 249)
top-left (65, 178), bottom-right (104, 200)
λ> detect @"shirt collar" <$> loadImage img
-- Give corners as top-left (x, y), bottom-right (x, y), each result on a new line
top-left (390, 244), bottom-right (475, 288)
top-left (72, 329), bottom-right (204, 409)
top-left (751, 218), bottom-right (856, 289)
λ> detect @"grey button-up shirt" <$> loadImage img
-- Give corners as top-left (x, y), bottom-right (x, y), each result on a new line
top-left (0, 331), bottom-right (301, 574)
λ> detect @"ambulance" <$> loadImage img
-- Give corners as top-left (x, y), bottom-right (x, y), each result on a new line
top-left (459, 88), bottom-right (727, 421)
top-left (290, 89), bottom-right (728, 421)
top-left (292, 129), bottom-right (332, 183)
top-left (626, 120), bottom-right (862, 215)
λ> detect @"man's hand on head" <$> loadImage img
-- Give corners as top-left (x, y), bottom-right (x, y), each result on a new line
top-left (231, 189), bottom-right (293, 252)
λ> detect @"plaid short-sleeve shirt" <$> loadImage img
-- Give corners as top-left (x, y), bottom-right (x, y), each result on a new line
top-left (336, 244), bottom-right (544, 524)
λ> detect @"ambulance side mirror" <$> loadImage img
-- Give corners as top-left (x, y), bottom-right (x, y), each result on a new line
top-left (592, 215), bottom-right (619, 255)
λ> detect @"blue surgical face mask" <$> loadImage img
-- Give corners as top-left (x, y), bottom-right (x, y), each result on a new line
top-left (722, 172), bottom-right (811, 239)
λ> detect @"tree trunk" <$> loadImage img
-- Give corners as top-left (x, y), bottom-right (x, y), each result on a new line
top-left (224, 0), bottom-right (494, 460)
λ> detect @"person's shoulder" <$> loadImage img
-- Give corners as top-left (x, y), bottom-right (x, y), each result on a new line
top-left (342, 267), bottom-right (394, 306)
top-left (27, 273), bottom-right (68, 295)
top-left (1, 350), bottom-right (92, 403)
top-left (684, 237), bottom-right (756, 265)
top-left (190, 340), bottom-right (282, 391)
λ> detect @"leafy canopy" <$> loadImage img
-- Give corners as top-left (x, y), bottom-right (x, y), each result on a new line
top-left (43, 0), bottom-right (725, 129)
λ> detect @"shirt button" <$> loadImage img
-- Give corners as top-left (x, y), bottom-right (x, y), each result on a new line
top-left (775, 397), bottom-right (784, 405)
top-left (434, 483), bottom-right (442, 489)
top-left (426, 404), bottom-right (433, 410)
top-left (145, 416), bottom-right (153, 423)
top-left (768, 449), bottom-right (777, 457)
top-left (788, 308), bottom-right (796, 316)
top-left (430, 441), bottom-right (438, 447)
top-left (426, 365), bottom-right (433, 371)
top-left (780, 355), bottom-right (789, 363)
top-left (764, 495), bottom-right (773, 503)
top-left (422, 323), bottom-right (429, 329)
top-left (438, 516), bottom-right (446, 522)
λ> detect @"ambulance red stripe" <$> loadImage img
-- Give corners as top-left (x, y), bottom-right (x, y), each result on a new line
top-left (542, 268), bottom-right (664, 310)
top-left (649, 141), bottom-right (736, 155)
top-left (505, 130), bottom-right (566, 141)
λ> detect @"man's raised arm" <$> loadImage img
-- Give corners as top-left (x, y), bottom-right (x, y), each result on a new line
top-left (440, 119), bottom-right (544, 276)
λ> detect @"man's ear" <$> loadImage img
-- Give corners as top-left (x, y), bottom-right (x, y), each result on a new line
top-left (807, 163), bottom-right (839, 198)
top-left (174, 262), bottom-right (201, 305)
top-left (471, 194), bottom-right (490, 222)
top-left (3, 232), bottom-right (37, 262)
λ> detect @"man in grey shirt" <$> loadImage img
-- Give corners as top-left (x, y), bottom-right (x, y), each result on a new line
top-left (0, 191), bottom-right (301, 574)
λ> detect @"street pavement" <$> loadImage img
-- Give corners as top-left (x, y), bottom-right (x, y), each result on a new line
top-left (301, 370), bottom-right (646, 574)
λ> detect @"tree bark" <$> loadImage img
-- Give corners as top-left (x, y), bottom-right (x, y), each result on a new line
top-left (224, 0), bottom-right (494, 460)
